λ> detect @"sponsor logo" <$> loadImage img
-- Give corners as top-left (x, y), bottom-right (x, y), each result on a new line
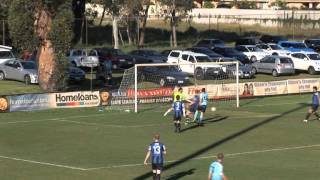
top-left (55, 92), bottom-right (100, 107)
top-left (100, 91), bottom-right (110, 106)
top-left (0, 97), bottom-right (9, 112)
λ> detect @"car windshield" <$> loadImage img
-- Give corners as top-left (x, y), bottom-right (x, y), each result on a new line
top-left (196, 56), bottom-right (212, 62)
top-left (156, 66), bottom-right (180, 71)
top-left (247, 47), bottom-right (263, 52)
top-left (225, 48), bottom-right (239, 54)
top-left (270, 44), bottom-right (282, 50)
top-left (280, 58), bottom-right (292, 63)
top-left (21, 61), bottom-right (36, 69)
top-left (309, 40), bottom-right (320, 45)
top-left (113, 49), bottom-right (126, 56)
top-left (212, 40), bottom-right (224, 44)
top-left (0, 51), bottom-right (14, 59)
top-left (292, 43), bottom-right (307, 49)
top-left (145, 50), bottom-right (161, 56)
top-left (307, 54), bottom-right (320, 60)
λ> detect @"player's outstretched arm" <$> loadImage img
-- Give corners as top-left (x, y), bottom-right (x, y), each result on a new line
top-left (208, 172), bottom-right (212, 180)
top-left (144, 151), bottom-right (150, 165)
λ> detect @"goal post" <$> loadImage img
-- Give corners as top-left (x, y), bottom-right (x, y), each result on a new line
top-left (132, 61), bottom-right (240, 113)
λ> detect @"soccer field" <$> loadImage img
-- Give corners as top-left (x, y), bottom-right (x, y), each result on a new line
top-left (0, 94), bottom-right (319, 180)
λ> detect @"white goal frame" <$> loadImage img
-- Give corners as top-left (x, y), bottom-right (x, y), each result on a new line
top-left (134, 62), bottom-right (239, 113)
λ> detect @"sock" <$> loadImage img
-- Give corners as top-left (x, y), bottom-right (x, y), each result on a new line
top-left (156, 174), bottom-right (160, 180)
top-left (153, 173), bottom-right (157, 180)
top-left (305, 113), bottom-right (311, 120)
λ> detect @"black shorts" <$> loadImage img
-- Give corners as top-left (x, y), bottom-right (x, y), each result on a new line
top-left (189, 103), bottom-right (198, 113)
top-left (152, 163), bottom-right (163, 171)
top-left (174, 115), bottom-right (182, 121)
top-left (312, 105), bottom-right (319, 112)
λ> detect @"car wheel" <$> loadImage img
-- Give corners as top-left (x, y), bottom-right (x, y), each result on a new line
top-left (71, 62), bottom-right (77, 67)
top-left (159, 78), bottom-right (166, 87)
top-left (272, 70), bottom-right (278, 77)
top-left (252, 67), bottom-right (257, 74)
top-left (112, 64), bottom-right (118, 70)
top-left (195, 68), bottom-right (204, 80)
top-left (250, 56), bottom-right (257, 62)
top-left (272, 53), bottom-right (278, 56)
top-left (24, 75), bottom-right (31, 85)
top-left (0, 71), bottom-right (5, 80)
top-left (308, 66), bottom-right (316, 75)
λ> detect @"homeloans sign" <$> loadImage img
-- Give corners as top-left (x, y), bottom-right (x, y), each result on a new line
top-left (7, 91), bottom-right (101, 112)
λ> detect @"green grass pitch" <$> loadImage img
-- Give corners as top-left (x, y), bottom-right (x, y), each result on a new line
top-left (0, 94), bottom-right (319, 180)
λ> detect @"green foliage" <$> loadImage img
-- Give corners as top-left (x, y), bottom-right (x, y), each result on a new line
top-left (203, 0), bottom-right (214, 8)
top-left (270, 0), bottom-right (287, 10)
top-left (233, 0), bottom-right (257, 9)
top-left (49, 0), bottom-right (74, 91)
top-left (8, 0), bottom-right (38, 52)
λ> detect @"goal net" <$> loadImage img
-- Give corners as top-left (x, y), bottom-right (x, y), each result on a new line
top-left (109, 62), bottom-right (240, 113)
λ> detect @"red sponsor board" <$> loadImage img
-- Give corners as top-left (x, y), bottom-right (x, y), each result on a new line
top-left (127, 88), bottom-right (173, 98)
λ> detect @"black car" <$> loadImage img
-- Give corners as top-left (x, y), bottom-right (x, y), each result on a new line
top-left (212, 47), bottom-right (250, 64)
top-left (186, 47), bottom-right (224, 61)
top-left (96, 61), bottom-right (113, 86)
top-left (93, 48), bottom-right (134, 70)
top-left (140, 66), bottom-right (190, 87)
top-left (195, 38), bottom-right (224, 50)
top-left (129, 49), bottom-right (167, 64)
top-left (260, 35), bottom-right (287, 44)
top-left (304, 39), bottom-right (320, 52)
top-left (235, 37), bottom-right (262, 46)
top-left (216, 58), bottom-right (254, 79)
top-left (160, 49), bottom-right (173, 57)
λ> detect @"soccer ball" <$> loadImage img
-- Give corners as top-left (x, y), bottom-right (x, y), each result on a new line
top-left (211, 107), bottom-right (216, 112)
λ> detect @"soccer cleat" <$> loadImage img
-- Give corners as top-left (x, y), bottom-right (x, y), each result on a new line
top-left (303, 119), bottom-right (308, 122)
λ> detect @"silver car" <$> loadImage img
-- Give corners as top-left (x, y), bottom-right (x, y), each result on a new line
top-left (252, 56), bottom-right (295, 77)
top-left (0, 59), bottom-right (38, 84)
top-left (67, 49), bottom-right (99, 68)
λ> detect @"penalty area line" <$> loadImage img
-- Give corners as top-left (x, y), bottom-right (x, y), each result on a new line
top-left (86, 144), bottom-right (320, 171)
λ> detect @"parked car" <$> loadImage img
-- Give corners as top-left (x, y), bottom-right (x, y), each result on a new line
top-left (167, 50), bottom-right (226, 80)
top-left (256, 43), bottom-right (290, 56)
top-left (235, 37), bottom-right (262, 46)
top-left (277, 41), bottom-right (314, 52)
top-left (252, 56), bottom-right (295, 77)
top-left (160, 49), bottom-right (173, 57)
top-left (289, 52), bottom-right (320, 75)
top-left (212, 47), bottom-right (250, 64)
top-left (96, 61), bottom-right (113, 86)
top-left (260, 35), bottom-right (287, 44)
top-left (0, 45), bottom-right (15, 64)
top-left (304, 39), bottom-right (320, 52)
top-left (216, 58), bottom-right (255, 79)
top-left (139, 66), bottom-right (190, 87)
top-left (93, 48), bottom-right (134, 70)
top-left (0, 59), bottom-right (38, 85)
top-left (66, 49), bottom-right (99, 68)
top-left (128, 49), bottom-right (167, 63)
top-left (68, 66), bottom-right (86, 82)
top-left (235, 45), bottom-right (270, 62)
top-left (195, 38), bottom-right (224, 50)
top-left (186, 47), bottom-right (224, 61)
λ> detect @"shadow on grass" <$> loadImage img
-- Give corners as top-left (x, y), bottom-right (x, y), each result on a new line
top-left (165, 168), bottom-right (196, 180)
top-left (180, 116), bottom-right (228, 133)
top-left (134, 104), bottom-right (307, 180)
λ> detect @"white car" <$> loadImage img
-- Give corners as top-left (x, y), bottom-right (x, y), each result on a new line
top-left (256, 43), bottom-right (291, 57)
top-left (0, 45), bottom-right (15, 64)
top-left (289, 52), bottom-right (320, 74)
top-left (67, 49), bottom-right (99, 68)
top-left (167, 50), bottom-right (227, 80)
top-left (235, 45), bottom-right (270, 62)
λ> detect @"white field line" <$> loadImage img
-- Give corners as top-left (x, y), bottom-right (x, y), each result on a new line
top-left (86, 144), bottom-right (320, 171)
top-left (0, 155), bottom-right (87, 171)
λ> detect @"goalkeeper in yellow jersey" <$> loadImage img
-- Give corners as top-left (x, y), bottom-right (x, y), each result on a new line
top-left (164, 87), bottom-right (190, 116)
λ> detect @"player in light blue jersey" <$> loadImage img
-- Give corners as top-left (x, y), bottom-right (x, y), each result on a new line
top-left (304, 86), bottom-right (320, 122)
top-left (199, 88), bottom-right (208, 125)
top-left (208, 153), bottom-right (228, 180)
top-left (144, 134), bottom-right (166, 180)
top-left (172, 95), bottom-right (185, 133)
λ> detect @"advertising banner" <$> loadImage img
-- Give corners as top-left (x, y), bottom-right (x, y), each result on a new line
top-left (127, 88), bottom-right (173, 98)
top-left (287, 79), bottom-right (320, 94)
top-left (9, 94), bottom-right (51, 112)
top-left (53, 91), bottom-right (100, 108)
top-left (251, 81), bottom-right (288, 96)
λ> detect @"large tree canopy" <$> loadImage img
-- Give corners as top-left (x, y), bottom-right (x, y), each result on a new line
top-left (8, 0), bottom-right (74, 92)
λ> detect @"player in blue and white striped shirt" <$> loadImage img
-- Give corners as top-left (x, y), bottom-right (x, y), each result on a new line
top-left (172, 95), bottom-right (185, 133)
top-left (144, 134), bottom-right (166, 180)
top-left (304, 86), bottom-right (320, 122)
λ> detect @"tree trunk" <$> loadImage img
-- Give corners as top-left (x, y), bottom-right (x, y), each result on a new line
top-left (139, 5), bottom-right (150, 46)
top-left (113, 16), bottom-right (119, 49)
top-left (171, 0), bottom-right (177, 48)
top-left (99, 5), bottom-right (107, 26)
top-left (34, 9), bottom-right (57, 92)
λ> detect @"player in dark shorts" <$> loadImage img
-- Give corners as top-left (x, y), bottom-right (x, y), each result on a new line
top-left (144, 134), bottom-right (166, 180)
top-left (172, 95), bottom-right (185, 133)
top-left (304, 86), bottom-right (320, 122)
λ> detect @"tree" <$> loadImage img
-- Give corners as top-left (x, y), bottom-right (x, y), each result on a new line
top-left (8, 0), bottom-right (74, 92)
top-left (0, 0), bottom-right (10, 45)
top-left (159, 0), bottom-right (193, 47)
